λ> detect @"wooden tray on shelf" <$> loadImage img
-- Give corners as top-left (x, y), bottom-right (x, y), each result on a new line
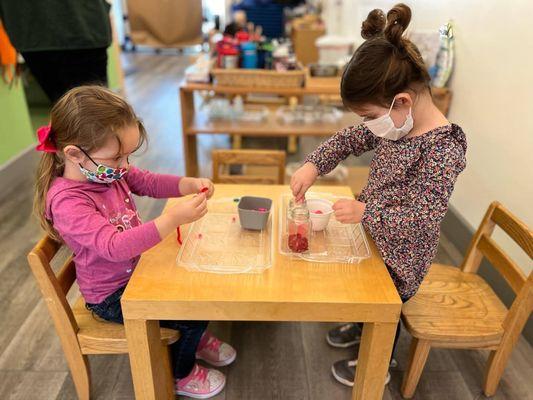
top-left (211, 65), bottom-right (305, 89)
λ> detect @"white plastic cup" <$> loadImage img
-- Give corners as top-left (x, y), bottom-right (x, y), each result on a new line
top-left (307, 198), bottom-right (333, 231)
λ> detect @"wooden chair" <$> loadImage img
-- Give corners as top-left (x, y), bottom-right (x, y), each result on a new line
top-left (27, 236), bottom-right (179, 400)
top-left (212, 149), bottom-right (286, 184)
top-left (401, 201), bottom-right (533, 398)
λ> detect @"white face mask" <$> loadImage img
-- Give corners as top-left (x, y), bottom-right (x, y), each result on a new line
top-left (363, 97), bottom-right (413, 141)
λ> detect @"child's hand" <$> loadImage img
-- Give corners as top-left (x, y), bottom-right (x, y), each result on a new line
top-left (179, 177), bottom-right (215, 199)
top-left (290, 162), bottom-right (319, 202)
top-left (332, 199), bottom-right (366, 224)
top-left (167, 193), bottom-right (208, 225)
top-left (154, 193), bottom-right (208, 238)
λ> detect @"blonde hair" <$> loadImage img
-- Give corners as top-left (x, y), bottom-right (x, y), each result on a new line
top-left (34, 85), bottom-right (147, 241)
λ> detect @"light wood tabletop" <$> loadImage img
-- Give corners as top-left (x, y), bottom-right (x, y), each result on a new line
top-left (122, 184), bottom-right (402, 400)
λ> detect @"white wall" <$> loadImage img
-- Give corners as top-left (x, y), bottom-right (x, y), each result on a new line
top-left (329, 0), bottom-right (533, 272)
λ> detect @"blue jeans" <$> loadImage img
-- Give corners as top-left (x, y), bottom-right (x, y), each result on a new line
top-left (86, 286), bottom-right (208, 379)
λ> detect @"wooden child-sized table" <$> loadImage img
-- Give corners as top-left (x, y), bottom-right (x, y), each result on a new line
top-left (121, 184), bottom-right (402, 400)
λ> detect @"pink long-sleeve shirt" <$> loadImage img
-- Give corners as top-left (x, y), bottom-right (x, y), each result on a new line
top-left (45, 166), bottom-right (182, 304)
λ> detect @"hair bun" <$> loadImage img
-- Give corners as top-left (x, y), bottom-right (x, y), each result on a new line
top-left (361, 9), bottom-right (386, 40)
top-left (384, 3), bottom-right (412, 47)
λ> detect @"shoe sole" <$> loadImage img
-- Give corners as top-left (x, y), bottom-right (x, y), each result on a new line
top-left (326, 335), bottom-right (361, 348)
top-left (331, 365), bottom-right (391, 387)
top-left (196, 350), bottom-right (237, 367)
top-left (176, 379), bottom-right (226, 399)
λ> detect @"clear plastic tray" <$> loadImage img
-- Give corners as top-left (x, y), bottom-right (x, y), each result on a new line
top-left (176, 198), bottom-right (273, 274)
top-left (279, 193), bottom-right (371, 263)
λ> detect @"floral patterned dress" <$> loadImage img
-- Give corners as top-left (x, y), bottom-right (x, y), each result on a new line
top-left (306, 123), bottom-right (467, 300)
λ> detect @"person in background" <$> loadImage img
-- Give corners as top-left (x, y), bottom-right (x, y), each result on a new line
top-left (223, 10), bottom-right (248, 36)
top-left (0, 0), bottom-right (111, 102)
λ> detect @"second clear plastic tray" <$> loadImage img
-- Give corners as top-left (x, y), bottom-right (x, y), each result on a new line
top-left (279, 193), bottom-right (371, 263)
top-left (176, 198), bottom-right (273, 274)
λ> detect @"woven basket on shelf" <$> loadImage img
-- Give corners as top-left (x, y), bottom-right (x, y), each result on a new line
top-left (211, 67), bottom-right (305, 89)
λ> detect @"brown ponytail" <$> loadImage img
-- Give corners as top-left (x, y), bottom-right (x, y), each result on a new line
top-left (34, 151), bottom-right (64, 241)
top-left (341, 3), bottom-right (430, 108)
top-left (33, 85), bottom-right (147, 241)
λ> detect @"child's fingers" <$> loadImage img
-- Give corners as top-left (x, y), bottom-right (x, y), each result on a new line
top-left (190, 192), bottom-right (206, 207)
top-left (189, 195), bottom-right (202, 207)
top-left (334, 208), bottom-right (351, 219)
top-left (297, 183), bottom-right (309, 200)
top-left (333, 199), bottom-right (350, 209)
top-left (334, 213), bottom-right (350, 223)
top-left (332, 200), bottom-right (345, 210)
top-left (291, 181), bottom-right (302, 197)
top-left (195, 195), bottom-right (207, 209)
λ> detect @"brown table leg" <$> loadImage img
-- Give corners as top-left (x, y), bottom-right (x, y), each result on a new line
top-left (125, 319), bottom-right (174, 400)
top-left (353, 321), bottom-right (398, 400)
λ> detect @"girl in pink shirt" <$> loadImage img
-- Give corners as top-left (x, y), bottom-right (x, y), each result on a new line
top-left (34, 86), bottom-right (233, 399)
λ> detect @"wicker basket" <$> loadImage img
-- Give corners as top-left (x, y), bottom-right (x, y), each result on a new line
top-left (211, 66), bottom-right (305, 89)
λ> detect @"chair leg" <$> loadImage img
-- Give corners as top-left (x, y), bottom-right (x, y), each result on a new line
top-left (287, 135), bottom-right (298, 154)
top-left (70, 354), bottom-right (91, 400)
top-left (232, 135), bottom-right (242, 149)
top-left (162, 344), bottom-right (175, 391)
top-left (484, 283), bottom-right (532, 397)
top-left (484, 343), bottom-right (517, 396)
top-left (401, 338), bottom-right (431, 399)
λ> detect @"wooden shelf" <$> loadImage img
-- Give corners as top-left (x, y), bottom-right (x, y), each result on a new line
top-left (180, 81), bottom-right (340, 96)
top-left (185, 106), bottom-right (360, 136)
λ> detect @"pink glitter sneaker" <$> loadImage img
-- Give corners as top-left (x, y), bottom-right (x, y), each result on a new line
top-left (175, 364), bottom-right (225, 399)
top-left (196, 331), bottom-right (237, 367)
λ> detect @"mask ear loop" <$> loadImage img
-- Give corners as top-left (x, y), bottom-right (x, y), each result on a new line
top-left (388, 95), bottom-right (413, 127)
top-left (76, 146), bottom-right (100, 168)
top-left (387, 96), bottom-right (397, 115)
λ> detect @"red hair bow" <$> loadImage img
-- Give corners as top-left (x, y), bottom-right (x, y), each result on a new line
top-left (35, 124), bottom-right (57, 153)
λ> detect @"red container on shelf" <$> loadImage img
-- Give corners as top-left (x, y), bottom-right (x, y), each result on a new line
top-left (235, 30), bottom-right (250, 43)
top-left (216, 37), bottom-right (240, 68)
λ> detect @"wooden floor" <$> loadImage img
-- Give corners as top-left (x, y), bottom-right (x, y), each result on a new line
top-left (1, 52), bottom-right (531, 400)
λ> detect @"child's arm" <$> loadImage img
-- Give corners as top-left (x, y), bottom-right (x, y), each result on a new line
top-left (125, 166), bottom-right (215, 199)
top-left (362, 139), bottom-right (466, 238)
top-left (125, 166), bottom-right (183, 198)
top-left (305, 124), bottom-right (380, 176)
top-left (51, 192), bottom-right (207, 262)
top-left (291, 124), bottom-right (379, 200)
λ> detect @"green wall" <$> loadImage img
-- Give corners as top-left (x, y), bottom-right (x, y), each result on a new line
top-left (0, 81), bottom-right (35, 165)
top-left (0, 43), bottom-right (122, 167)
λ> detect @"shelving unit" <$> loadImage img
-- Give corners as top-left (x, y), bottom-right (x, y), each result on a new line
top-left (179, 81), bottom-right (351, 177)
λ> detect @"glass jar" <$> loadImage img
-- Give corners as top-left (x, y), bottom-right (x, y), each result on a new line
top-left (287, 198), bottom-right (311, 253)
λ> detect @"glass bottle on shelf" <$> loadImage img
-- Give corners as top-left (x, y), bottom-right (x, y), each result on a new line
top-left (287, 198), bottom-right (311, 253)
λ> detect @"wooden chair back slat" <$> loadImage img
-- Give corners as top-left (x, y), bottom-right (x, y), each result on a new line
top-left (57, 257), bottom-right (77, 296)
top-left (491, 207), bottom-right (533, 259)
top-left (216, 174), bottom-right (279, 185)
top-left (212, 149), bottom-right (286, 185)
top-left (477, 234), bottom-right (528, 294)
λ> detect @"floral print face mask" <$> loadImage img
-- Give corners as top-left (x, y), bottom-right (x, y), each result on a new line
top-left (78, 147), bottom-right (129, 184)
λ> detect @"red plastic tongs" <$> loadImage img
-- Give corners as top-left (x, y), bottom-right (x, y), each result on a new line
top-left (177, 187), bottom-right (209, 245)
